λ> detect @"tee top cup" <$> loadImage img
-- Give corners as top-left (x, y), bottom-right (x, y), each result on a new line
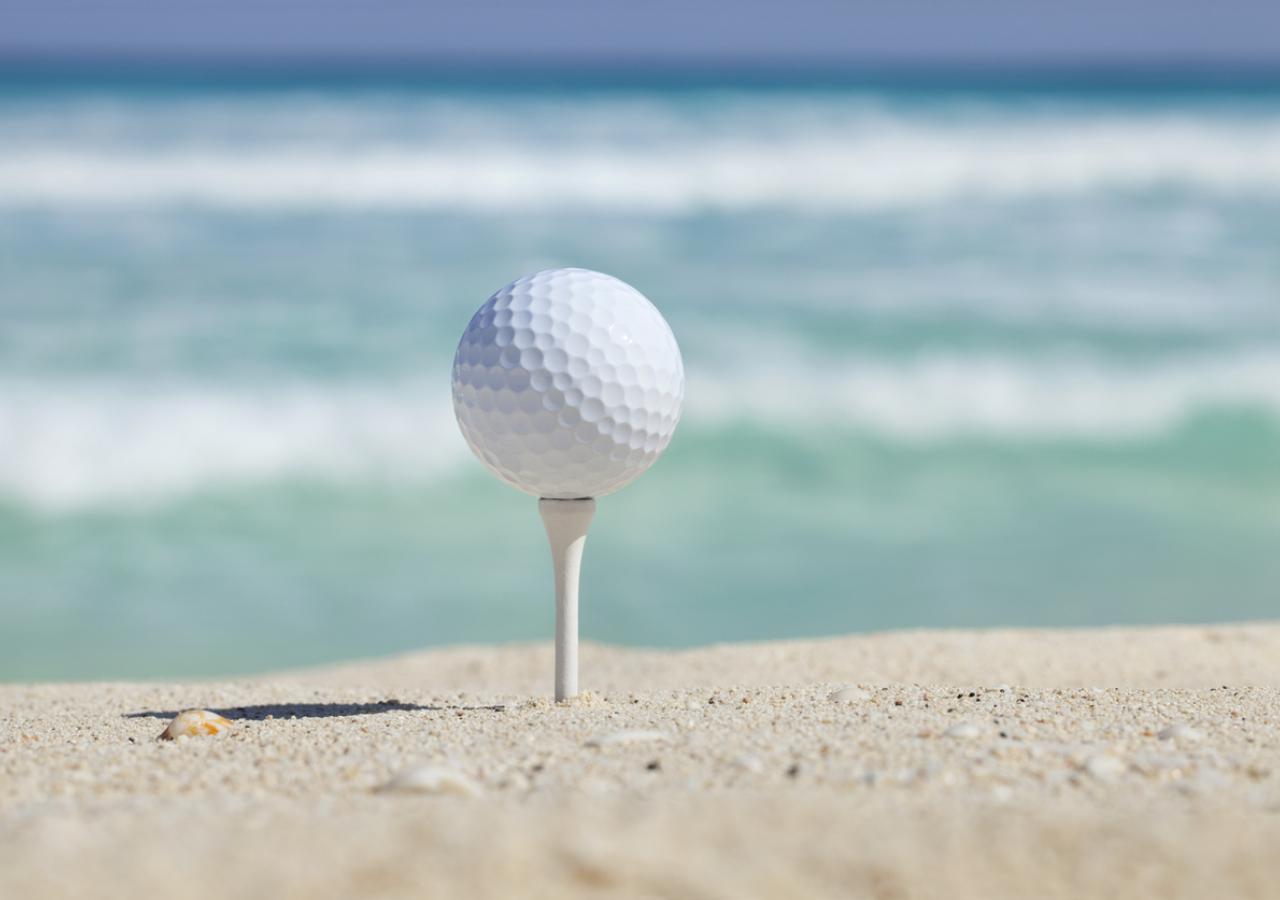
top-left (451, 268), bottom-right (685, 699)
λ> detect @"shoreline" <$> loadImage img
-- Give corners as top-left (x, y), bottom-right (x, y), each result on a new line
top-left (4, 623), bottom-right (1280, 898)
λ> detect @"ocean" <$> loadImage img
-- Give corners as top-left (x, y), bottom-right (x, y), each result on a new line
top-left (1, 69), bottom-right (1278, 680)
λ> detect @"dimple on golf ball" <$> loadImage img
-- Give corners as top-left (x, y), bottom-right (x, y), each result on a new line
top-left (451, 268), bottom-right (684, 498)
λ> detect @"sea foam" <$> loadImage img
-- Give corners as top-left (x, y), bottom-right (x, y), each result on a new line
top-left (2, 110), bottom-right (1280, 211)
top-left (3, 350), bottom-right (1278, 510)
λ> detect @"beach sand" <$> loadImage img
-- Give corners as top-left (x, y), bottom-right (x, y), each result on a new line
top-left (4, 623), bottom-right (1280, 899)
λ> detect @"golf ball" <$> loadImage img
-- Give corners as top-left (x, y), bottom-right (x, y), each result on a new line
top-left (451, 268), bottom-right (684, 499)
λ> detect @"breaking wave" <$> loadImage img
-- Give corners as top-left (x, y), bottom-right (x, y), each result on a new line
top-left (3, 104), bottom-right (1280, 211)
top-left (3, 349), bottom-right (1278, 510)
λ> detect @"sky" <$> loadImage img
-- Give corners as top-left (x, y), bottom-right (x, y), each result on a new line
top-left (2, 0), bottom-right (1280, 68)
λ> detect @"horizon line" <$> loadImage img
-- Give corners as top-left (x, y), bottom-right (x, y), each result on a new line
top-left (4, 53), bottom-right (1280, 84)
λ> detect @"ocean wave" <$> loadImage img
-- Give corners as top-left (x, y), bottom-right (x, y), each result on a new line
top-left (2, 350), bottom-right (1278, 510)
top-left (697, 350), bottom-right (1280, 439)
top-left (0, 382), bottom-right (468, 510)
top-left (3, 119), bottom-right (1280, 211)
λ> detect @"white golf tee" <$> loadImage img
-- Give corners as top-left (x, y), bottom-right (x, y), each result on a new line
top-left (538, 498), bottom-right (596, 702)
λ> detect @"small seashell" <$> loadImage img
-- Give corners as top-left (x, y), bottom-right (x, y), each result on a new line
top-left (1083, 754), bottom-right (1127, 782)
top-left (828, 687), bottom-right (871, 703)
top-left (159, 709), bottom-right (232, 741)
top-left (585, 730), bottom-right (670, 747)
top-left (944, 722), bottom-right (982, 739)
top-left (377, 765), bottom-right (481, 797)
top-left (1157, 723), bottom-right (1203, 743)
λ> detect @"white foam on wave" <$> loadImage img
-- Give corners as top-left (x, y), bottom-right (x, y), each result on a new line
top-left (3, 116), bottom-right (1280, 211)
top-left (698, 349), bottom-right (1280, 439)
top-left (0, 381), bottom-right (469, 511)
top-left (2, 350), bottom-right (1278, 511)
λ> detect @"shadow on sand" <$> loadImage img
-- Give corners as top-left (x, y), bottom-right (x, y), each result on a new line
top-left (123, 700), bottom-right (505, 721)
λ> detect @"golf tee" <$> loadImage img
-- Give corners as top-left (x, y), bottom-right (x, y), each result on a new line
top-left (538, 497), bottom-right (596, 701)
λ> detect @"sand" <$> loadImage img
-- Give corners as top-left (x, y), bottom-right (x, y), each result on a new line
top-left (4, 623), bottom-right (1280, 899)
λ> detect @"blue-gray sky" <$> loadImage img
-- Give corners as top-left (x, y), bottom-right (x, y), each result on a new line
top-left (2, 0), bottom-right (1279, 66)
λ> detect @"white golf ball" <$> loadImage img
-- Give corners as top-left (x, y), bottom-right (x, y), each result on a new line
top-left (452, 268), bottom-right (684, 499)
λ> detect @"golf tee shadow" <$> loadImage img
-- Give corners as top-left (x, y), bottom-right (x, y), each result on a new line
top-left (123, 699), bottom-right (505, 721)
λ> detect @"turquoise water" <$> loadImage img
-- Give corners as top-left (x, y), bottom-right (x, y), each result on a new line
top-left (2, 72), bottom-right (1279, 680)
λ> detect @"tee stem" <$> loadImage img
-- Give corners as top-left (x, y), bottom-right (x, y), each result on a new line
top-left (538, 498), bottom-right (596, 702)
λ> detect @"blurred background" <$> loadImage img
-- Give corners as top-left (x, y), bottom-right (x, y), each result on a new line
top-left (1, 2), bottom-right (1278, 680)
